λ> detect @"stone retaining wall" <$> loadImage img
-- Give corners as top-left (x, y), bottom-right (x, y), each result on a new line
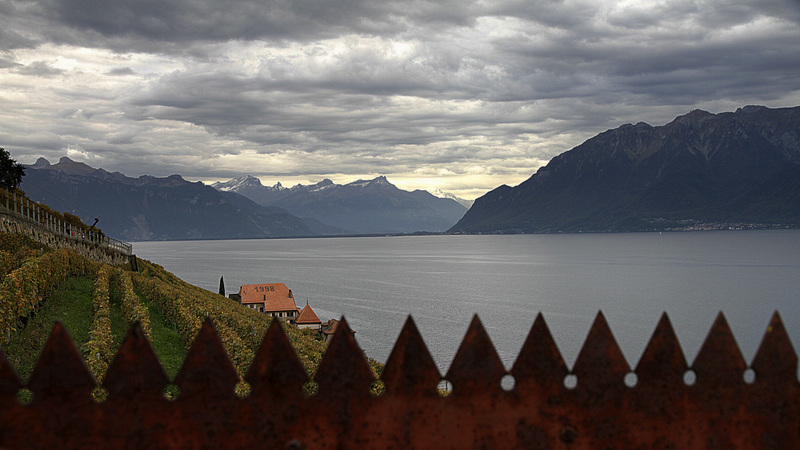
top-left (0, 213), bottom-right (133, 267)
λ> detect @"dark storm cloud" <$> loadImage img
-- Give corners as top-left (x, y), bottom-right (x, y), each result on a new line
top-left (119, 1), bottom-right (800, 141)
top-left (16, 0), bottom-right (794, 53)
top-left (488, 0), bottom-right (599, 29)
top-left (4, 0), bottom-right (799, 53)
top-left (13, 60), bottom-right (64, 77)
top-left (107, 67), bottom-right (137, 76)
top-left (483, 0), bottom-right (800, 105)
top-left (125, 68), bottom-right (496, 146)
top-left (0, 58), bottom-right (20, 69)
top-left (7, 0), bottom-right (477, 52)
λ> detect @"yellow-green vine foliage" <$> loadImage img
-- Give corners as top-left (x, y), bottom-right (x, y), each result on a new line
top-left (130, 269), bottom-right (253, 376)
top-left (0, 231), bottom-right (377, 392)
top-left (113, 269), bottom-right (152, 340)
top-left (0, 247), bottom-right (98, 348)
top-left (133, 259), bottom-right (330, 379)
top-left (0, 249), bottom-right (39, 279)
top-left (0, 234), bottom-right (49, 279)
top-left (83, 264), bottom-right (114, 382)
top-left (130, 273), bottom-right (202, 348)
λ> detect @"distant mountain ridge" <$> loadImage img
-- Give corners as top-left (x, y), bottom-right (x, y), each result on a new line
top-left (450, 105), bottom-right (800, 233)
top-left (22, 157), bottom-right (319, 241)
top-left (213, 175), bottom-right (467, 234)
top-left (428, 188), bottom-right (474, 209)
top-left (213, 176), bottom-right (334, 206)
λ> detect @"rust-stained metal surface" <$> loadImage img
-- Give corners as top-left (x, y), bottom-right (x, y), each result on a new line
top-left (1, 312), bottom-right (798, 448)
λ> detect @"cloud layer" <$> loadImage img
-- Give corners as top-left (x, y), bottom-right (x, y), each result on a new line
top-left (2, 0), bottom-right (800, 198)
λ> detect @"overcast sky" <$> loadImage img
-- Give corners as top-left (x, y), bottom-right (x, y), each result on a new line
top-left (2, 0), bottom-right (800, 199)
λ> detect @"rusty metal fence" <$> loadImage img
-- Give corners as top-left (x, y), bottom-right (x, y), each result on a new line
top-left (0, 311), bottom-right (797, 448)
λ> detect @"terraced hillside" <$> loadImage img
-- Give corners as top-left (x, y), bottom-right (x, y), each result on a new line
top-left (0, 232), bottom-right (381, 396)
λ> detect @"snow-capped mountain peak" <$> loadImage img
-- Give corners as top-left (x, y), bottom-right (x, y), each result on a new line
top-left (212, 175), bottom-right (263, 192)
top-left (307, 179), bottom-right (335, 192)
top-left (347, 176), bottom-right (393, 188)
top-left (429, 188), bottom-right (474, 209)
top-left (211, 174), bottom-right (468, 233)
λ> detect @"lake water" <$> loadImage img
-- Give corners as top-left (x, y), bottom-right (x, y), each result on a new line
top-left (134, 230), bottom-right (800, 375)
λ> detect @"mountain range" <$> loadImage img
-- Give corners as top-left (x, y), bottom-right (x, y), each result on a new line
top-left (450, 105), bottom-right (800, 233)
top-left (20, 105), bottom-right (797, 239)
top-left (212, 176), bottom-right (468, 234)
top-left (21, 158), bottom-right (319, 241)
top-left (21, 158), bottom-right (467, 240)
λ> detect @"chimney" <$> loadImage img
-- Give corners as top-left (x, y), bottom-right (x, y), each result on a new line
top-left (288, 289), bottom-right (293, 298)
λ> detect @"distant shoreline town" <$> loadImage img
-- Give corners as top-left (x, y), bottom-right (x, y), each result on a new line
top-left (452, 222), bottom-right (796, 235)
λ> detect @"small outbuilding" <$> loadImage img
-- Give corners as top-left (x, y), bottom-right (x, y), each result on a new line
top-left (295, 303), bottom-right (322, 330)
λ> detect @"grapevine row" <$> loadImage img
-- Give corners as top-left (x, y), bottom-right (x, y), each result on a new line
top-left (130, 273), bottom-right (201, 349)
top-left (0, 232), bottom-right (334, 389)
top-left (131, 269), bottom-right (254, 375)
top-left (83, 264), bottom-right (114, 381)
top-left (113, 269), bottom-right (152, 341)
top-left (0, 248), bottom-right (98, 348)
top-left (135, 259), bottom-right (329, 377)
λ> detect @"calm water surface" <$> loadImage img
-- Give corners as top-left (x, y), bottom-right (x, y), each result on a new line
top-left (134, 230), bottom-right (800, 374)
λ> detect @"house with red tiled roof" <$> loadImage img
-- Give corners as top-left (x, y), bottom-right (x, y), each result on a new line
top-left (233, 283), bottom-right (299, 321)
top-left (295, 303), bottom-right (322, 330)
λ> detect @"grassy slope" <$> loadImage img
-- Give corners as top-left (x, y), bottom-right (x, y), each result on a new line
top-left (107, 281), bottom-right (128, 362)
top-left (5, 276), bottom-right (95, 382)
top-left (139, 289), bottom-right (187, 378)
top-left (3, 272), bottom-right (191, 383)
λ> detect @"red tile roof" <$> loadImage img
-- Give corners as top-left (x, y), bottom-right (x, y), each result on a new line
top-left (296, 304), bottom-right (322, 325)
top-left (238, 283), bottom-right (298, 312)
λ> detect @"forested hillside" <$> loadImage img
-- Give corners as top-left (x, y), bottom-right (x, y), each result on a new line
top-left (0, 232), bottom-right (381, 397)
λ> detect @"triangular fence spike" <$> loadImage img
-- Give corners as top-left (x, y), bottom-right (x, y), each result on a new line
top-left (314, 317), bottom-right (375, 400)
top-left (445, 315), bottom-right (506, 395)
top-left (511, 313), bottom-right (568, 391)
top-left (174, 317), bottom-right (239, 400)
top-left (750, 311), bottom-right (798, 384)
top-left (691, 312), bottom-right (747, 388)
top-left (382, 316), bottom-right (441, 397)
top-left (27, 321), bottom-right (96, 403)
top-left (0, 346), bottom-right (23, 404)
top-left (635, 313), bottom-right (688, 388)
top-left (572, 311), bottom-right (630, 393)
top-left (103, 322), bottom-right (169, 401)
top-left (245, 319), bottom-right (308, 401)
